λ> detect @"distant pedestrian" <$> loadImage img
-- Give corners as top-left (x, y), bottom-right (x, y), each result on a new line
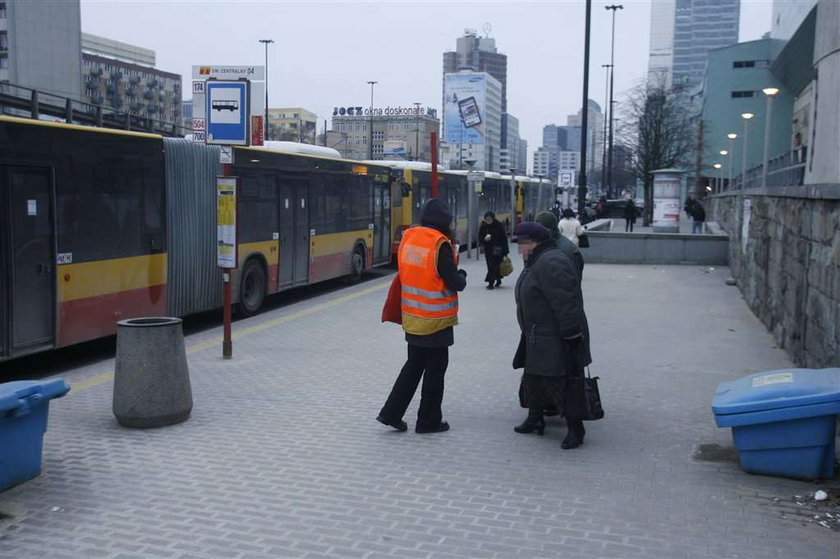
top-left (558, 208), bottom-right (586, 247)
top-left (550, 202), bottom-right (561, 220)
top-left (511, 222), bottom-right (587, 449)
top-left (684, 196), bottom-right (696, 219)
top-left (478, 211), bottom-right (509, 290)
top-left (377, 198), bottom-right (467, 434)
top-left (624, 199), bottom-right (637, 232)
top-left (691, 201), bottom-right (706, 234)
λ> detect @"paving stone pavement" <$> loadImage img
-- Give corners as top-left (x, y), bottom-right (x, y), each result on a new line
top-left (1, 258), bottom-right (839, 559)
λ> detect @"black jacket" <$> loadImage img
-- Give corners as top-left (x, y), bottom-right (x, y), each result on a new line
top-left (478, 219), bottom-right (509, 256)
top-left (624, 202), bottom-right (637, 221)
top-left (513, 242), bottom-right (586, 378)
top-left (692, 203), bottom-right (706, 222)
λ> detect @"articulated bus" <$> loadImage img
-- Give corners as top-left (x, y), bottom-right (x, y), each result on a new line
top-left (378, 161), bottom-right (555, 259)
top-left (0, 116), bottom-right (394, 361)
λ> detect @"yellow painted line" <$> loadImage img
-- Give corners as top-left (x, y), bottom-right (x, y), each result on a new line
top-left (66, 278), bottom-right (392, 394)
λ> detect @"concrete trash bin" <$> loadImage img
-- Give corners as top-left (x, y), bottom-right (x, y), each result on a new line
top-left (712, 368), bottom-right (840, 480)
top-left (114, 317), bottom-right (192, 428)
top-left (0, 378), bottom-right (70, 492)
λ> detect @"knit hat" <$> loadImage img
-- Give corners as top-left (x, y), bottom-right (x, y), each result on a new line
top-left (512, 222), bottom-right (551, 243)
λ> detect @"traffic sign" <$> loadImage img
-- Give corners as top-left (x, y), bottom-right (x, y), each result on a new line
top-left (206, 81), bottom-right (249, 146)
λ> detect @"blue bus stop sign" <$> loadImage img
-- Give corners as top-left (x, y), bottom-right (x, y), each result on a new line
top-left (206, 81), bottom-right (249, 145)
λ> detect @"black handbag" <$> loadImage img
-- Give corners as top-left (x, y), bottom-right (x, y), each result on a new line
top-left (578, 233), bottom-right (590, 248)
top-left (565, 367), bottom-right (604, 421)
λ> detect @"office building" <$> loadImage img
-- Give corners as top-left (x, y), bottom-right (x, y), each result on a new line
top-left (82, 33), bottom-right (182, 128)
top-left (647, 0), bottom-right (740, 91)
top-left (442, 71), bottom-right (502, 171)
top-left (443, 29), bottom-right (507, 112)
top-left (0, 0), bottom-right (82, 100)
top-left (330, 105), bottom-right (440, 162)
top-left (500, 113), bottom-right (524, 172)
top-left (267, 107), bottom-right (318, 144)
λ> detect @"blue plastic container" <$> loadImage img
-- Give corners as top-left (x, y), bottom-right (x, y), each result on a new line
top-left (712, 368), bottom-right (840, 480)
top-left (0, 379), bottom-right (70, 492)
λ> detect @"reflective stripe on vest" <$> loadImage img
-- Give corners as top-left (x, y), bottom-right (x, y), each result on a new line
top-left (398, 226), bottom-right (459, 336)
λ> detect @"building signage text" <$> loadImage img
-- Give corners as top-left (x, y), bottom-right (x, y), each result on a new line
top-left (333, 106), bottom-right (437, 118)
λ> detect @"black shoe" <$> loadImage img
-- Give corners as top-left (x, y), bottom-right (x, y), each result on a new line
top-left (543, 407), bottom-right (560, 417)
top-left (495, 279), bottom-right (502, 287)
top-left (415, 421), bottom-right (450, 434)
top-left (561, 420), bottom-right (585, 449)
top-left (377, 415), bottom-right (407, 432)
top-left (514, 418), bottom-right (546, 435)
top-left (486, 284), bottom-right (494, 290)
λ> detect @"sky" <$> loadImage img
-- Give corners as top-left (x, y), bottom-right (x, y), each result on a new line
top-left (80, 0), bottom-right (775, 169)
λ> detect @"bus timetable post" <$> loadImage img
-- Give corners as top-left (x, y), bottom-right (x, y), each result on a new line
top-left (217, 167), bottom-right (237, 359)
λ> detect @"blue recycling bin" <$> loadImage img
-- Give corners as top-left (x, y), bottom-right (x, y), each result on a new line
top-left (712, 368), bottom-right (840, 480)
top-left (0, 379), bottom-right (70, 492)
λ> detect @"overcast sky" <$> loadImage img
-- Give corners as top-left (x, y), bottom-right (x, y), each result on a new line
top-left (81, 0), bottom-right (774, 167)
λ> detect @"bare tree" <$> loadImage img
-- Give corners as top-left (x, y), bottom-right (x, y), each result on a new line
top-left (619, 75), bottom-right (696, 225)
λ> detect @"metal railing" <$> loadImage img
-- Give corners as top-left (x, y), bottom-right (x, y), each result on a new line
top-left (0, 82), bottom-right (187, 137)
top-left (722, 150), bottom-right (806, 192)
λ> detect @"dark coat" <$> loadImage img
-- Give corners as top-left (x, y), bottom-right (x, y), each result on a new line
top-left (548, 236), bottom-right (592, 367)
top-left (624, 201), bottom-right (637, 222)
top-left (692, 203), bottom-right (706, 222)
top-left (513, 242), bottom-right (586, 378)
top-left (479, 219), bottom-right (509, 256)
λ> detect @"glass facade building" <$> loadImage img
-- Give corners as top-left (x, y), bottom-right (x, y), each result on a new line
top-left (672, 0), bottom-right (740, 91)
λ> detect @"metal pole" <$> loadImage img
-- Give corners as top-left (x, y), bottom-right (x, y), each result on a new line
top-left (578, 0), bottom-right (592, 217)
top-left (761, 94), bottom-right (775, 188)
top-left (741, 115), bottom-right (752, 187)
top-left (431, 131), bottom-right (439, 197)
top-left (509, 168), bottom-right (517, 232)
top-left (259, 39), bottom-right (273, 141)
top-left (605, 5), bottom-right (623, 199)
top-left (728, 135), bottom-right (735, 190)
top-left (367, 81), bottom-right (377, 159)
top-left (222, 162), bottom-right (234, 359)
top-left (601, 64), bottom-right (611, 195)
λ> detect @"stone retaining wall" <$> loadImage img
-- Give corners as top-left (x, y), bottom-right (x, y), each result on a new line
top-left (710, 186), bottom-right (840, 367)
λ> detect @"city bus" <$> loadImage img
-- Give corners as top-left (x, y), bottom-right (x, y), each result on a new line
top-left (0, 116), bottom-right (393, 361)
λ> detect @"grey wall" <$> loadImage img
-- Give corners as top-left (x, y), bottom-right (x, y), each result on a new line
top-left (8, 0), bottom-right (82, 100)
top-left (584, 231), bottom-right (729, 265)
top-left (710, 186), bottom-right (840, 367)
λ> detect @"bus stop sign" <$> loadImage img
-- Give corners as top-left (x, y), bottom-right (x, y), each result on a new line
top-left (206, 81), bottom-right (249, 146)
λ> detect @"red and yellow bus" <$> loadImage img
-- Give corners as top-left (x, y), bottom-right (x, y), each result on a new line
top-left (0, 116), bottom-right (394, 361)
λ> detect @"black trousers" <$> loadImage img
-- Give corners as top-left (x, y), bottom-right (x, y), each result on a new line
top-left (484, 253), bottom-right (502, 284)
top-left (380, 344), bottom-right (449, 429)
top-left (625, 219), bottom-right (634, 232)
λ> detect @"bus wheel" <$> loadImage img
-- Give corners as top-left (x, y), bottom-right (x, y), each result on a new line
top-left (239, 259), bottom-right (266, 316)
top-left (348, 246), bottom-right (365, 283)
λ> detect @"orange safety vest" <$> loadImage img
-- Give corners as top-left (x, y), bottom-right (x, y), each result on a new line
top-left (398, 226), bottom-right (459, 336)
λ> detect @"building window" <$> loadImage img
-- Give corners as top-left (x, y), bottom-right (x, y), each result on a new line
top-left (0, 3), bottom-right (6, 19)
top-left (0, 31), bottom-right (7, 50)
top-left (731, 91), bottom-right (755, 98)
top-left (0, 55), bottom-right (7, 69)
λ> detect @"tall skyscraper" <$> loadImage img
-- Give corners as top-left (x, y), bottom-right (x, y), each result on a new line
top-left (443, 29), bottom-right (508, 111)
top-left (647, 0), bottom-right (740, 91)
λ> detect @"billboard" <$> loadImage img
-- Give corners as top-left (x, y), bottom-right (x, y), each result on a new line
top-left (443, 73), bottom-right (486, 145)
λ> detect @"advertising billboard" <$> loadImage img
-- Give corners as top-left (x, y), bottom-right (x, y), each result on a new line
top-left (443, 73), bottom-right (486, 145)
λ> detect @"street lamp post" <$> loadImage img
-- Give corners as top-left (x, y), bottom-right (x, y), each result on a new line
top-left (713, 163), bottom-right (723, 193)
top-left (727, 133), bottom-right (737, 190)
top-left (761, 87), bottom-right (780, 188)
top-left (600, 63), bottom-right (611, 194)
top-left (578, 0), bottom-right (593, 217)
top-left (719, 150), bottom-right (728, 190)
top-left (605, 4), bottom-right (623, 199)
top-left (741, 112), bottom-right (754, 188)
top-left (367, 81), bottom-right (377, 159)
top-left (258, 39), bottom-right (274, 141)
top-left (414, 101), bottom-right (422, 161)
top-left (509, 168), bottom-right (517, 232)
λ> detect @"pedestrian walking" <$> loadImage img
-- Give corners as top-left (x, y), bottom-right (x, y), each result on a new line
top-left (511, 222), bottom-right (588, 449)
top-left (624, 199), bottom-right (638, 232)
top-left (478, 211), bottom-right (509, 290)
top-left (691, 201), bottom-right (706, 234)
top-left (377, 198), bottom-right (467, 434)
top-left (558, 208), bottom-right (586, 246)
top-left (683, 196), bottom-right (696, 220)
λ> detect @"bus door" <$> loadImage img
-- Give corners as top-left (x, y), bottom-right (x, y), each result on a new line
top-left (373, 179), bottom-right (390, 265)
top-left (278, 178), bottom-right (310, 287)
top-left (0, 166), bottom-right (55, 357)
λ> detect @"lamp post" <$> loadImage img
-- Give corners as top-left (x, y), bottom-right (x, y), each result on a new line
top-left (761, 87), bottom-right (780, 188)
top-left (509, 167), bottom-right (517, 231)
top-left (367, 80), bottom-right (377, 159)
top-left (713, 163), bottom-right (723, 193)
top-left (413, 101), bottom-right (422, 161)
top-left (258, 39), bottom-right (274, 141)
top-left (740, 112), bottom-right (754, 188)
top-left (600, 63), bottom-right (611, 194)
top-left (465, 158), bottom-right (477, 260)
top-left (727, 133), bottom-right (737, 190)
top-left (605, 4), bottom-right (623, 199)
top-left (719, 150), bottom-right (728, 190)
top-left (578, 0), bottom-right (592, 217)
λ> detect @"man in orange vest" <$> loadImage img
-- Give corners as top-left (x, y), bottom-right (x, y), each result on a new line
top-left (377, 198), bottom-right (467, 433)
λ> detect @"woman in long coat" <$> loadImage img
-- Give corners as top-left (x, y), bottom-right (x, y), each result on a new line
top-left (478, 211), bottom-right (509, 289)
top-left (512, 222), bottom-right (587, 449)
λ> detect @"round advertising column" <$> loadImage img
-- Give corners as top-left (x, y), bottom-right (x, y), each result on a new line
top-left (113, 317), bottom-right (193, 428)
top-left (651, 169), bottom-right (685, 233)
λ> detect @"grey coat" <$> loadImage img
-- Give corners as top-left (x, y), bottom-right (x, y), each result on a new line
top-left (513, 242), bottom-right (586, 378)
